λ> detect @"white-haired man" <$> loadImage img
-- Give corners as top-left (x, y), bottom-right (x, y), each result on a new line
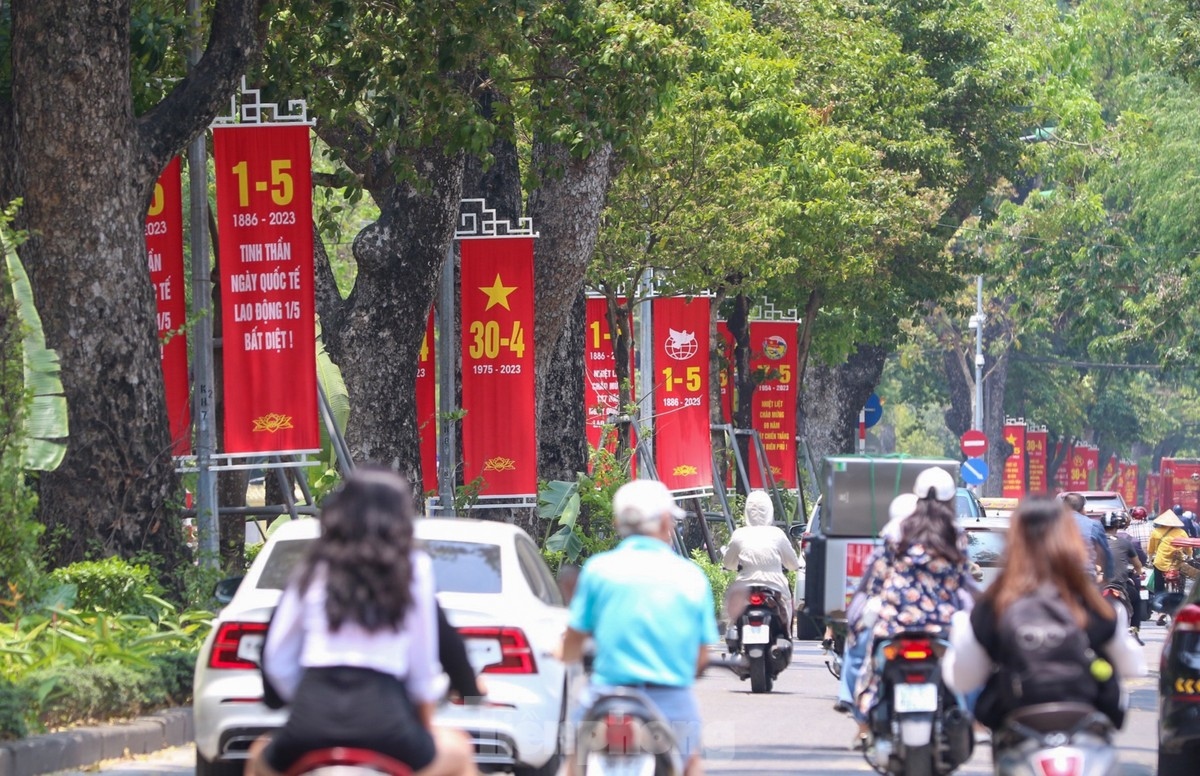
top-left (560, 479), bottom-right (719, 776)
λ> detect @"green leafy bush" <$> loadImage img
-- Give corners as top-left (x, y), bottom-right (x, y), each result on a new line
top-left (0, 678), bottom-right (29, 739)
top-left (690, 549), bottom-right (734, 622)
top-left (49, 558), bottom-right (163, 617)
top-left (21, 662), bottom-right (168, 730)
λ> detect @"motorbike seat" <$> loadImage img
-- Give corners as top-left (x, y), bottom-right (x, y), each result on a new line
top-left (1001, 702), bottom-right (1113, 741)
top-left (580, 688), bottom-right (662, 724)
top-left (284, 748), bottom-right (414, 776)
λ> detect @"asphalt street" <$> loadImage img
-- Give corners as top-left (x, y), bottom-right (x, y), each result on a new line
top-left (56, 624), bottom-right (1167, 776)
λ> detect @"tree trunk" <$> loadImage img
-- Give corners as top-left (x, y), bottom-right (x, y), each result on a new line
top-left (529, 142), bottom-right (614, 485)
top-left (322, 147), bottom-right (466, 494)
top-left (5, 0), bottom-right (260, 588)
top-left (798, 343), bottom-right (889, 464)
top-left (725, 293), bottom-right (754, 492)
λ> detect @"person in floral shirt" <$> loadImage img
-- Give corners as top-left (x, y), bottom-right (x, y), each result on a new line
top-left (853, 468), bottom-right (977, 740)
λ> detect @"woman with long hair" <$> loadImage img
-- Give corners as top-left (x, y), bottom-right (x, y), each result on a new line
top-left (943, 496), bottom-right (1145, 730)
top-left (853, 468), bottom-right (976, 732)
top-left (248, 467), bottom-right (477, 776)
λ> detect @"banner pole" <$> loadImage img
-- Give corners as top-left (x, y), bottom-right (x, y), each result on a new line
top-left (437, 241), bottom-right (457, 515)
top-left (187, 0), bottom-right (218, 567)
top-left (636, 268), bottom-right (654, 479)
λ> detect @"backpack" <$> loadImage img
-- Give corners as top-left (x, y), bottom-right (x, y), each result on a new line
top-left (971, 585), bottom-right (1121, 730)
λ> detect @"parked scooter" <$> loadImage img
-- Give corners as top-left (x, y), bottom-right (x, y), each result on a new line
top-left (863, 632), bottom-right (973, 776)
top-left (991, 702), bottom-right (1118, 776)
top-left (723, 584), bottom-right (792, 693)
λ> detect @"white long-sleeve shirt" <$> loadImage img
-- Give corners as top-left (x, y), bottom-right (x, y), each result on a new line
top-left (723, 525), bottom-right (800, 612)
top-left (262, 551), bottom-right (442, 705)
top-left (943, 605), bottom-right (1146, 696)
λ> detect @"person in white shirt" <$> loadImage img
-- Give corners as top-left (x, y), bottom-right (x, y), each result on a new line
top-left (723, 490), bottom-right (800, 634)
top-left (248, 467), bottom-right (477, 776)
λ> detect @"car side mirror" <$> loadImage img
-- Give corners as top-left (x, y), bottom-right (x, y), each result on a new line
top-left (213, 576), bottom-right (245, 606)
top-left (788, 523), bottom-right (806, 541)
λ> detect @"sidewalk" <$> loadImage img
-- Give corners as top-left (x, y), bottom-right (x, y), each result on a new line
top-left (0, 708), bottom-right (192, 776)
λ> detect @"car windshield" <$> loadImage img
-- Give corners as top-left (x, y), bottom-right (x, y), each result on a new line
top-left (957, 492), bottom-right (981, 519)
top-left (1084, 496), bottom-right (1126, 513)
top-left (966, 529), bottom-right (1006, 567)
top-left (424, 540), bottom-right (503, 594)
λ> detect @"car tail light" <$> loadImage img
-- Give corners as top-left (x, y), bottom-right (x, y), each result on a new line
top-left (1173, 605), bottom-right (1200, 633)
top-left (605, 713), bottom-right (638, 754)
top-left (884, 639), bottom-right (934, 662)
top-left (209, 621), bottom-right (268, 670)
top-left (458, 626), bottom-right (537, 674)
top-left (749, 592), bottom-right (765, 606)
top-left (1036, 751), bottom-right (1082, 776)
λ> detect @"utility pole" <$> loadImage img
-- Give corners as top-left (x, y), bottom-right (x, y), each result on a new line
top-left (969, 275), bottom-right (985, 432)
top-left (187, 0), bottom-right (218, 567)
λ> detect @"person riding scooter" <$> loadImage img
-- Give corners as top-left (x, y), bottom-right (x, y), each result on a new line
top-left (723, 490), bottom-right (800, 638)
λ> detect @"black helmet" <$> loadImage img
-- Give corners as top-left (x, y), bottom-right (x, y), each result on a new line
top-left (1102, 510), bottom-right (1128, 530)
top-left (1174, 504), bottom-right (1185, 516)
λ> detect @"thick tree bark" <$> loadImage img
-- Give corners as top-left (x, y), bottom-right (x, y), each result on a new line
top-left (5, 0), bottom-right (261, 585)
top-left (321, 146), bottom-right (466, 495)
top-left (798, 343), bottom-right (890, 464)
top-left (529, 142), bottom-right (614, 483)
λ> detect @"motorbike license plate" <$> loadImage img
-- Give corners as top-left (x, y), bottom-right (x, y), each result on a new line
top-left (742, 624), bottom-right (770, 645)
top-left (894, 683), bottom-right (938, 713)
top-left (585, 752), bottom-right (656, 776)
top-left (1141, 588), bottom-right (1150, 601)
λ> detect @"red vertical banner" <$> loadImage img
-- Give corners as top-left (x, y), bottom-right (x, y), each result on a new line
top-left (214, 125), bottom-right (318, 453)
top-left (1101, 455), bottom-right (1118, 490)
top-left (145, 157), bottom-right (191, 455)
top-left (747, 321), bottom-right (798, 489)
top-left (653, 297), bottom-right (713, 491)
top-left (417, 310), bottom-right (437, 494)
top-left (1001, 420), bottom-right (1026, 498)
top-left (1075, 446), bottom-right (1094, 489)
top-left (1026, 428), bottom-right (1047, 493)
top-left (1148, 473), bottom-right (1160, 513)
top-left (460, 237), bottom-right (537, 496)
top-left (1119, 461), bottom-right (1138, 506)
top-left (1082, 445), bottom-right (1099, 489)
top-left (584, 297), bottom-right (619, 454)
top-left (716, 322), bottom-right (734, 425)
top-left (1054, 442), bottom-right (1070, 490)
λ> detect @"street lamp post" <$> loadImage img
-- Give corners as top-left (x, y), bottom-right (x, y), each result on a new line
top-left (968, 275), bottom-right (985, 432)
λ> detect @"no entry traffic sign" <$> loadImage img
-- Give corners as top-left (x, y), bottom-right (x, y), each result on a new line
top-left (960, 429), bottom-right (988, 459)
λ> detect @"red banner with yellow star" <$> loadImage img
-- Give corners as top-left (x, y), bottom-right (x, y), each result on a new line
top-left (653, 297), bottom-right (713, 492)
top-left (214, 125), bottom-right (318, 454)
top-left (145, 157), bottom-right (191, 455)
top-left (748, 321), bottom-right (798, 489)
top-left (1002, 420), bottom-right (1026, 498)
top-left (460, 237), bottom-right (537, 496)
top-left (418, 309), bottom-right (436, 494)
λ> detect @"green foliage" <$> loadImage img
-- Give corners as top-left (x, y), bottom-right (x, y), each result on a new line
top-left (244, 542), bottom-right (265, 569)
top-left (49, 558), bottom-right (163, 618)
top-left (690, 548), bottom-right (733, 621)
top-left (0, 678), bottom-right (29, 740)
top-left (20, 657), bottom-right (195, 731)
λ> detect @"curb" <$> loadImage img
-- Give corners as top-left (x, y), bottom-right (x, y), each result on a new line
top-left (0, 708), bottom-right (192, 776)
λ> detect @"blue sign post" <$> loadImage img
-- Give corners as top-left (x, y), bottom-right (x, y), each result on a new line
top-left (962, 457), bottom-right (989, 486)
top-left (863, 393), bottom-right (883, 429)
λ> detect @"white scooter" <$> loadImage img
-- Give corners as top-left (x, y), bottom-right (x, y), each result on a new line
top-left (991, 703), bottom-right (1119, 776)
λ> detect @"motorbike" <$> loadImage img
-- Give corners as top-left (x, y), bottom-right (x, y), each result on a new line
top-left (991, 702), bottom-right (1118, 776)
top-left (1101, 574), bottom-right (1143, 645)
top-left (574, 656), bottom-right (740, 776)
top-left (724, 584), bottom-right (792, 693)
top-left (864, 632), bottom-right (973, 776)
top-left (283, 747), bottom-right (414, 776)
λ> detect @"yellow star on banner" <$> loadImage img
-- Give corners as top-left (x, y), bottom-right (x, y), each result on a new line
top-left (479, 273), bottom-right (517, 311)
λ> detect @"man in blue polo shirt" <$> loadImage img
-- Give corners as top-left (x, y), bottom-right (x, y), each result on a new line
top-left (560, 479), bottom-right (719, 776)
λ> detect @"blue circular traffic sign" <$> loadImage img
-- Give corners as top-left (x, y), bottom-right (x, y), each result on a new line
top-left (863, 393), bottom-right (883, 429)
top-left (961, 457), bottom-right (989, 485)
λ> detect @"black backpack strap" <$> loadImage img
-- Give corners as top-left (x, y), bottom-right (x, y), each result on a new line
top-left (970, 598), bottom-right (1000, 662)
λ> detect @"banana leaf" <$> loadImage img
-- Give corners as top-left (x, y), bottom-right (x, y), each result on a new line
top-left (4, 239), bottom-right (67, 470)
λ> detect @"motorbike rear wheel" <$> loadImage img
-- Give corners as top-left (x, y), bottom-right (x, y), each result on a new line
top-left (749, 655), bottom-right (773, 693)
top-left (901, 744), bottom-right (934, 776)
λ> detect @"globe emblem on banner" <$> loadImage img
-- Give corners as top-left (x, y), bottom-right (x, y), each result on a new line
top-left (762, 335), bottom-right (788, 361)
top-left (664, 328), bottom-right (698, 361)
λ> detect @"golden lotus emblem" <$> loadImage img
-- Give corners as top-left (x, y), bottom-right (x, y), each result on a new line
top-left (673, 464), bottom-right (698, 477)
top-left (252, 413), bottom-right (295, 433)
top-left (484, 456), bottom-right (517, 472)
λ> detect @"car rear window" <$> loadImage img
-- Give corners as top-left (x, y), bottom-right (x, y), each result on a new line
top-left (957, 492), bottom-right (981, 519)
top-left (966, 529), bottom-right (1006, 567)
top-left (256, 538), bottom-right (313, 590)
top-left (425, 540), bottom-right (503, 594)
top-left (252, 537), bottom-right (504, 594)
top-left (1084, 496), bottom-right (1126, 513)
